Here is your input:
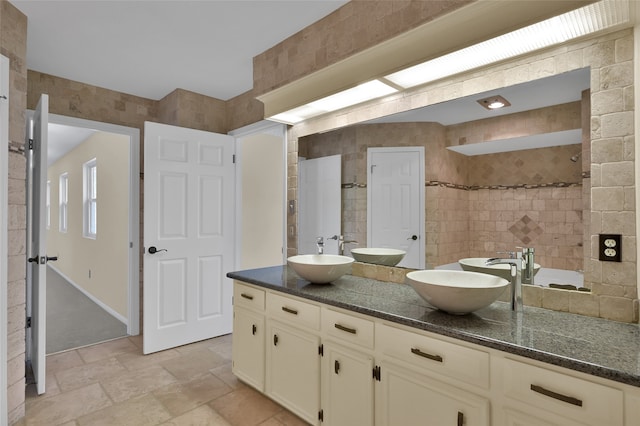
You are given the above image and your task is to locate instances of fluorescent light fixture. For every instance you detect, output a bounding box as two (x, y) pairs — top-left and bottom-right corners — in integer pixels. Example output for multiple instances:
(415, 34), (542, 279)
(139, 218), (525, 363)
(270, 80), (398, 124)
(385, 0), (629, 89)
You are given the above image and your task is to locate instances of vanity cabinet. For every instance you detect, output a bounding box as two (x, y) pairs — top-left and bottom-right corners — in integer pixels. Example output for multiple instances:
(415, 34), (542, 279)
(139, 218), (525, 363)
(375, 359), (490, 426)
(265, 292), (321, 425)
(231, 281), (640, 426)
(321, 342), (374, 426)
(231, 283), (265, 391)
(494, 357), (624, 426)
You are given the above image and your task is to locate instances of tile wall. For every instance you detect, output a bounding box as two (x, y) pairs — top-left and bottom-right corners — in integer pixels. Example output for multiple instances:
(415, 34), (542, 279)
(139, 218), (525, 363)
(2, 1), (28, 422)
(300, 118), (584, 271)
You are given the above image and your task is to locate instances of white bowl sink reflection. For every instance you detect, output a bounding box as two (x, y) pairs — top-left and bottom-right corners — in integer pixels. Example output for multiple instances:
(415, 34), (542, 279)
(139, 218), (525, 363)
(405, 270), (509, 314)
(287, 254), (354, 284)
(351, 248), (406, 266)
(458, 257), (541, 281)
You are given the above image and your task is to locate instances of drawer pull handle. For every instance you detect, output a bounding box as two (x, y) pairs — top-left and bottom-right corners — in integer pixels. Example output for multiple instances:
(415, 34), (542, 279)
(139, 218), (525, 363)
(530, 384), (583, 407)
(273, 334), (279, 346)
(240, 293), (254, 300)
(252, 324), (257, 335)
(410, 347), (443, 363)
(334, 323), (357, 334)
(457, 411), (464, 426)
(334, 360), (340, 375)
(281, 306), (298, 315)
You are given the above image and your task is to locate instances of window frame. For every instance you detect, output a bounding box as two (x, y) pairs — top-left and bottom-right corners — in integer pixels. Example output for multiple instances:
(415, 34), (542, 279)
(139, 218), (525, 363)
(58, 173), (68, 233)
(83, 158), (97, 239)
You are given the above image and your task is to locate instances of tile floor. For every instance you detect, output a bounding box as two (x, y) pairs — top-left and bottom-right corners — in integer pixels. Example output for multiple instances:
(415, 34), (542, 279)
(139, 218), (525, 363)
(18, 334), (308, 426)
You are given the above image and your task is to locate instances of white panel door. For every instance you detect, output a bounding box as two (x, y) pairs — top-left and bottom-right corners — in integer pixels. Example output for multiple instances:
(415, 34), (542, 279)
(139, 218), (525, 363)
(298, 155), (341, 255)
(143, 122), (235, 354)
(27, 95), (49, 394)
(368, 148), (424, 269)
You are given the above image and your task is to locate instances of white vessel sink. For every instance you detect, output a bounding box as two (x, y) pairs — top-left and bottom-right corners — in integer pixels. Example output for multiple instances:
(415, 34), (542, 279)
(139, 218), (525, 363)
(351, 248), (406, 266)
(287, 254), (354, 284)
(405, 270), (509, 314)
(458, 257), (541, 281)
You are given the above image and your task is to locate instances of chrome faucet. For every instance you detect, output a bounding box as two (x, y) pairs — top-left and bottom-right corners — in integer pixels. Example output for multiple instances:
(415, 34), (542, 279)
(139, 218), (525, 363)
(316, 237), (324, 255)
(485, 255), (522, 312)
(328, 235), (359, 255)
(521, 247), (535, 285)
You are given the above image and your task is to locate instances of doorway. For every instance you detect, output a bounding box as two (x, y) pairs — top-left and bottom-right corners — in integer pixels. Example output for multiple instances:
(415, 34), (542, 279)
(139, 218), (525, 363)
(27, 112), (140, 358)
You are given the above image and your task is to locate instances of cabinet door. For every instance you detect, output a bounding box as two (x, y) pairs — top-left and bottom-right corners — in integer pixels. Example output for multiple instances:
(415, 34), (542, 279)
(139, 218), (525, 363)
(376, 360), (490, 426)
(501, 407), (583, 426)
(231, 307), (265, 391)
(266, 320), (321, 425)
(322, 342), (374, 426)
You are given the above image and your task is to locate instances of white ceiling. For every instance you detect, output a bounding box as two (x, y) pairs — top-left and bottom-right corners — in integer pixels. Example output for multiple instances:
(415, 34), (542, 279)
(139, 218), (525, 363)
(13, 0), (348, 101)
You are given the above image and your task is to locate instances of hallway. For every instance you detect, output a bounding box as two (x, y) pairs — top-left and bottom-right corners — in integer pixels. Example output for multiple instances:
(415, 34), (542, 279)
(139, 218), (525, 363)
(20, 334), (306, 425)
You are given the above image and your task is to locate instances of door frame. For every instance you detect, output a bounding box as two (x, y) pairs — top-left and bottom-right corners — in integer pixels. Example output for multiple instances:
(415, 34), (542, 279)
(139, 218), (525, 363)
(366, 146), (425, 269)
(26, 112), (140, 336)
(1, 53), (9, 426)
(229, 120), (288, 269)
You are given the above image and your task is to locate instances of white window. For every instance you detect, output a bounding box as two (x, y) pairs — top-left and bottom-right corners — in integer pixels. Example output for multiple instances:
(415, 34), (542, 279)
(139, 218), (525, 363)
(59, 173), (68, 233)
(83, 159), (97, 239)
(46, 180), (51, 229)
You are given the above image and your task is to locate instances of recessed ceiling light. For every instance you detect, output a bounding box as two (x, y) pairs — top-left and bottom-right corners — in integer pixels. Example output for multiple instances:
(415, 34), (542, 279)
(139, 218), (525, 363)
(477, 95), (511, 110)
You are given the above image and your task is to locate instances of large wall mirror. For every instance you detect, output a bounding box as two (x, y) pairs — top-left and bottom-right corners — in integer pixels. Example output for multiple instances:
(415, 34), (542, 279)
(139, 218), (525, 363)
(298, 67), (590, 289)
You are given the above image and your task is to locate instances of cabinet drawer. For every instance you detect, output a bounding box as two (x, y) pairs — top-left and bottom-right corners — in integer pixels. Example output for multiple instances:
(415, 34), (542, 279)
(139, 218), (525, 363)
(234, 282), (265, 311)
(322, 308), (374, 349)
(376, 323), (489, 389)
(267, 292), (320, 330)
(501, 358), (623, 426)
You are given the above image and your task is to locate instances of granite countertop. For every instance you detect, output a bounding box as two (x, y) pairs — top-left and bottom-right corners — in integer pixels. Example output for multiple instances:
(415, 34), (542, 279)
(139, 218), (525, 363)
(227, 265), (640, 388)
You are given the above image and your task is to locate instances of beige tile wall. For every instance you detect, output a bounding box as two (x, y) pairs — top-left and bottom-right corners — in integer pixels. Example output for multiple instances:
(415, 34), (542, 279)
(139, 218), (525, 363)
(2, 1), (27, 422)
(300, 118), (583, 270)
(288, 29), (637, 322)
(252, 0), (473, 96)
(446, 101), (582, 147)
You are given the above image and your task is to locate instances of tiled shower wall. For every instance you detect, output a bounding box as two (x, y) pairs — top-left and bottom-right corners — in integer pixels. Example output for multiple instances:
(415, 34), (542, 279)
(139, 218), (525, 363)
(300, 119), (585, 271)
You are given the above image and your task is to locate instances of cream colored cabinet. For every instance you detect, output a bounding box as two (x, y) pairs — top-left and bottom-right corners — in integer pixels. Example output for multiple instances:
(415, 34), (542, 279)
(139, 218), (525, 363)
(231, 282), (266, 392)
(375, 359), (490, 426)
(321, 341), (374, 426)
(266, 320), (321, 425)
(495, 357), (624, 426)
(231, 307), (265, 391)
(265, 293), (322, 425)
(232, 282), (640, 426)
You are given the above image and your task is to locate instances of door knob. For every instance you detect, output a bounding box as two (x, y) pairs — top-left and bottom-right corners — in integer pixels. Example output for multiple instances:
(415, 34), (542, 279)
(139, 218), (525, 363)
(148, 246), (167, 254)
(408, 235), (418, 241)
(46, 256), (58, 262)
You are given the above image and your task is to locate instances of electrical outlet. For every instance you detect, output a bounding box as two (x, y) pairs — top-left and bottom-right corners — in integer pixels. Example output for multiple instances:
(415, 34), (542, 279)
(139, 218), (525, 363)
(599, 234), (621, 262)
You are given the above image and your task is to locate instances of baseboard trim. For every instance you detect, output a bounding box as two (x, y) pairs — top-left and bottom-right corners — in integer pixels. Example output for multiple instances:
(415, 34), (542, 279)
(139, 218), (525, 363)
(47, 264), (129, 327)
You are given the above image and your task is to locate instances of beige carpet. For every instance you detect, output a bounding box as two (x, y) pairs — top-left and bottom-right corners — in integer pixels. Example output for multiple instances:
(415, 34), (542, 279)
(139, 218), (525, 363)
(46, 266), (127, 354)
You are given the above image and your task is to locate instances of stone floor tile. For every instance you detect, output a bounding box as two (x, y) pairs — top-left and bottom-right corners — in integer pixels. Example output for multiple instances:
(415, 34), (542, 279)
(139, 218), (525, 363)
(100, 364), (178, 403)
(127, 334), (143, 349)
(77, 338), (138, 364)
(153, 372), (233, 417)
(116, 347), (181, 372)
(160, 405), (231, 426)
(55, 357), (127, 393)
(209, 387), (282, 426)
(46, 350), (84, 374)
(209, 364), (248, 391)
(24, 383), (112, 426)
(160, 348), (229, 382)
(76, 394), (171, 426)
(265, 410), (309, 426)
